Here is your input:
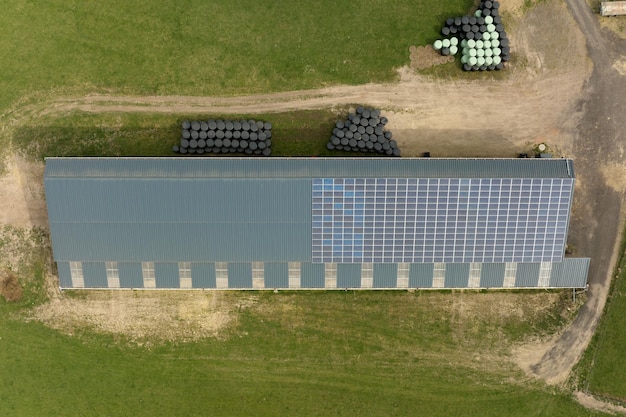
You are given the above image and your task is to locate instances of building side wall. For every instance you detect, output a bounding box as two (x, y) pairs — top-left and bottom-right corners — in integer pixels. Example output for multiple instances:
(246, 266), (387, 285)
(301, 263), (325, 288)
(57, 261), (73, 288)
(57, 259), (589, 290)
(82, 262), (108, 288)
(264, 262), (289, 289)
(373, 264), (398, 288)
(117, 262), (144, 288)
(515, 263), (541, 287)
(155, 262), (180, 289)
(191, 263), (216, 288)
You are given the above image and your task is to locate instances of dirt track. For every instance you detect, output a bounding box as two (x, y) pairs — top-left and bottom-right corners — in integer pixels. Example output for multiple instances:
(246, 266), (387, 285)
(1, 0), (625, 399)
(515, 0), (626, 387)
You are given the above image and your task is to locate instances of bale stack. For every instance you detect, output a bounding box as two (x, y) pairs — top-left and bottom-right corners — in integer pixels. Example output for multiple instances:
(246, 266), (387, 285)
(174, 119), (273, 156)
(432, 1), (509, 71)
(326, 107), (400, 156)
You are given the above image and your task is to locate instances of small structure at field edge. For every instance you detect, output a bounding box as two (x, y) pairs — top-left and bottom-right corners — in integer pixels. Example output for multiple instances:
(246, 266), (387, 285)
(601, 1), (626, 16)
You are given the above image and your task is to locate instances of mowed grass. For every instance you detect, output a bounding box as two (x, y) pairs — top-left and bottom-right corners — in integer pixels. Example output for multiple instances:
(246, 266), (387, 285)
(0, 0), (471, 112)
(575, 234), (626, 402)
(0, 290), (606, 417)
(13, 109), (402, 159)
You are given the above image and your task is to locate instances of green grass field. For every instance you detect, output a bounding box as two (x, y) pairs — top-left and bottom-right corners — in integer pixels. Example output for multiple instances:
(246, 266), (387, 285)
(0, 0), (471, 113)
(575, 232), (626, 403)
(0, 289), (606, 417)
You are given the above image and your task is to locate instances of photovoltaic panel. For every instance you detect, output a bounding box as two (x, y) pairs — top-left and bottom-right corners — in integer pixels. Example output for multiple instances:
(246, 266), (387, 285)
(312, 178), (573, 263)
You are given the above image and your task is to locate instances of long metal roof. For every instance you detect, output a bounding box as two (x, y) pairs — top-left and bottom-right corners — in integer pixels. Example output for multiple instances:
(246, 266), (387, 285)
(44, 157), (575, 179)
(45, 157), (576, 264)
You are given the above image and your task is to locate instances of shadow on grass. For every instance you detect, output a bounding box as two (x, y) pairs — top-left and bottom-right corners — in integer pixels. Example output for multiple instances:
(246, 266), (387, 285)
(12, 109), (395, 160)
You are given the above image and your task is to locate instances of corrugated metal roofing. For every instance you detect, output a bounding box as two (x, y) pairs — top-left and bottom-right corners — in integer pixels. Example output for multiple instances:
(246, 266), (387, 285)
(45, 157), (575, 179)
(373, 264), (398, 288)
(515, 263), (541, 287)
(444, 263), (470, 288)
(56, 262), (72, 288)
(264, 263), (289, 288)
(300, 263), (325, 288)
(47, 178), (312, 262)
(479, 263), (506, 288)
(83, 262), (107, 288)
(191, 263), (216, 288)
(228, 263), (252, 288)
(550, 258), (589, 287)
(409, 263), (434, 287)
(118, 263), (143, 288)
(337, 264), (362, 288)
(155, 263), (180, 288)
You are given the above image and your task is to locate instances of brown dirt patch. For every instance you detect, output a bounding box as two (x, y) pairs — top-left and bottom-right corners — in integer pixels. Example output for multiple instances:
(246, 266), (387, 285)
(575, 391), (626, 415)
(0, 154), (47, 228)
(29, 290), (258, 345)
(409, 45), (454, 70)
(601, 161), (626, 193)
(0, 268), (23, 302)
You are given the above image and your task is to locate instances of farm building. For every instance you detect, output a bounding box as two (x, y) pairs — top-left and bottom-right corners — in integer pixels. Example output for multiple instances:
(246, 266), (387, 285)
(44, 157), (589, 290)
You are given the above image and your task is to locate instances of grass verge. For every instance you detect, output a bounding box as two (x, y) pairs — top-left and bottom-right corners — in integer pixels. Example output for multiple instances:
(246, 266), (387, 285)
(574, 225), (626, 403)
(0, 289), (607, 417)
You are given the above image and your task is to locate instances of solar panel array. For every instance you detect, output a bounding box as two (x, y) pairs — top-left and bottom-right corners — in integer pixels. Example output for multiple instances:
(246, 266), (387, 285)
(312, 178), (573, 264)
